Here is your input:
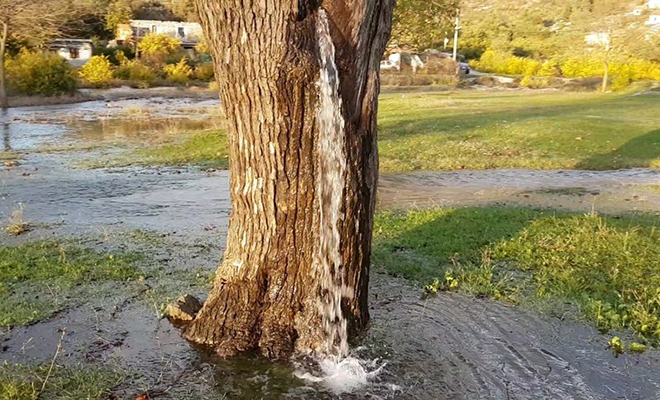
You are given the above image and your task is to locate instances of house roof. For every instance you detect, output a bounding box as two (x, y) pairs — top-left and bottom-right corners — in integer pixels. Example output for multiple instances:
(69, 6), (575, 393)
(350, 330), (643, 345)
(50, 39), (93, 46)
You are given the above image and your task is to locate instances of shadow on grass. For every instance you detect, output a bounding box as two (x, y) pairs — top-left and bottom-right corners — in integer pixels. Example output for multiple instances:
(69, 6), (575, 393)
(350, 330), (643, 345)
(576, 129), (660, 170)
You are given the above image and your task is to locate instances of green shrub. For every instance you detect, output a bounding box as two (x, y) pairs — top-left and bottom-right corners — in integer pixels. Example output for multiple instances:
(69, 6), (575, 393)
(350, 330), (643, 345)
(193, 61), (215, 81)
(164, 58), (192, 84)
(539, 59), (560, 77)
(5, 49), (77, 96)
(93, 45), (135, 65)
(80, 55), (114, 87)
(138, 33), (181, 62)
(114, 60), (157, 88)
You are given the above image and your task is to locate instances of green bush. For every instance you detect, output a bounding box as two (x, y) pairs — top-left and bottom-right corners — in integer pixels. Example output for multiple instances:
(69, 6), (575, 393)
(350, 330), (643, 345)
(93, 45), (135, 65)
(5, 49), (77, 96)
(138, 33), (181, 63)
(79, 55), (114, 87)
(474, 49), (660, 90)
(193, 61), (215, 82)
(164, 58), (192, 84)
(113, 60), (157, 88)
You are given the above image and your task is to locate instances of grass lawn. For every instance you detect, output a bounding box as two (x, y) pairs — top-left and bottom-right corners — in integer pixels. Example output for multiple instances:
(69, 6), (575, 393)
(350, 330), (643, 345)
(0, 363), (123, 400)
(372, 207), (660, 345)
(0, 242), (142, 326)
(120, 90), (660, 172)
(378, 90), (660, 172)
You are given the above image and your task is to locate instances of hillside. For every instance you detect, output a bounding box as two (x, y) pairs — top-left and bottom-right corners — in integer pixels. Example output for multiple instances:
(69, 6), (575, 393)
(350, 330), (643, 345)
(459, 0), (660, 61)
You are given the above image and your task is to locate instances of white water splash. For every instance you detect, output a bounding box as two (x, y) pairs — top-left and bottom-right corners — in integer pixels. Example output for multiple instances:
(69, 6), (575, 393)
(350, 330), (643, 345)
(297, 10), (389, 395)
(296, 355), (387, 395)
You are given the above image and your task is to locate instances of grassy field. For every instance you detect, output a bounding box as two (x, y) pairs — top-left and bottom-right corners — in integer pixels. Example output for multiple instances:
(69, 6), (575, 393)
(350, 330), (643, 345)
(373, 208), (660, 345)
(132, 129), (228, 169)
(0, 242), (142, 326)
(379, 90), (660, 172)
(122, 90), (660, 172)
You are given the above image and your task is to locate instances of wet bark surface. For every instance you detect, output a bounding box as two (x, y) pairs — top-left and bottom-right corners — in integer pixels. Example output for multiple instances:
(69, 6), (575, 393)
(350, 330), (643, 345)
(186, 0), (394, 358)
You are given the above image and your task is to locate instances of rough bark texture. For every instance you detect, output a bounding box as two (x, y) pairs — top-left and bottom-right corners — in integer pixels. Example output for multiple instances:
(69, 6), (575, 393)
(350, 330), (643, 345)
(184, 0), (393, 359)
(0, 23), (8, 109)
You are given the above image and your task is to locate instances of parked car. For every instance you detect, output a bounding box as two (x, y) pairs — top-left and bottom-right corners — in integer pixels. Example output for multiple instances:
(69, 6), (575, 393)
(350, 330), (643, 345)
(459, 62), (470, 75)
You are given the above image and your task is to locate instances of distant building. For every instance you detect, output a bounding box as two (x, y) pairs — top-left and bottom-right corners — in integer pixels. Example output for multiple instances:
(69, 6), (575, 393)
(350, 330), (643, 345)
(585, 32), (610, 46)
(628, 8), (643, 16)
(645, 14), (660, 25)
(648, 0), (660, 9)
(116, 20), (203, 49)
(50, 39), (93, 67)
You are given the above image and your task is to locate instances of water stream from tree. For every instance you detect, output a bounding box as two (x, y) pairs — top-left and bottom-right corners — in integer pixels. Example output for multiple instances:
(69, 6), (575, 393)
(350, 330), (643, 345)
(295, 10), (388, 395)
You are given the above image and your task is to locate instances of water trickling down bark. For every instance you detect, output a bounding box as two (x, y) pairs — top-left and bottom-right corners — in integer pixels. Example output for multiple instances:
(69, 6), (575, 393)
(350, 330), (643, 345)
(183, 0), (394, 359)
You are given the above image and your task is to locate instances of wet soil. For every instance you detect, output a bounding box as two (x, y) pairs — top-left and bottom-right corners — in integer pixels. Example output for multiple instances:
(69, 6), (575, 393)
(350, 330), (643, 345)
(379, 169), (660, 214)
(1, 97), (660, 399)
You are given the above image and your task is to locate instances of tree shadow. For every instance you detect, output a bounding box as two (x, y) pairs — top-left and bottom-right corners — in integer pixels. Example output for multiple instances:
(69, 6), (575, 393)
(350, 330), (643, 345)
(371, 207), (558, 284)
(576, 129), (660, 170)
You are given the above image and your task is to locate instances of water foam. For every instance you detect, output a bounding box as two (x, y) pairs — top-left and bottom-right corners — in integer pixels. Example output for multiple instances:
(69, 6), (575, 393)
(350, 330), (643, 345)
(296, 354), (387, 395)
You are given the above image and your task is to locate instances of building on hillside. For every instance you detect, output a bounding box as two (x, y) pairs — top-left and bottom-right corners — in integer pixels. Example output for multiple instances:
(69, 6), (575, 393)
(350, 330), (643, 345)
(628, 8), (644, 16)
(585, 32), (610, 47)
(116, 20), (203, 49)
(645, 14), (660, 25)
(648, 0), (660, 10)
(50, 39), (93, 67)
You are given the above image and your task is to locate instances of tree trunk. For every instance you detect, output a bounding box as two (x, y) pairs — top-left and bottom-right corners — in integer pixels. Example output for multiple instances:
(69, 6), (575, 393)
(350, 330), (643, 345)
(183, 1), (393, 359)
(601, 60), (609, 93)
(0, 23), (9, 109)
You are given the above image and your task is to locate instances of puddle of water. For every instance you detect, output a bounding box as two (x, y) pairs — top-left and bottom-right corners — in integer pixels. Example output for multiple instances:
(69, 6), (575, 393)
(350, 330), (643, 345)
(0, 96), (222, 153)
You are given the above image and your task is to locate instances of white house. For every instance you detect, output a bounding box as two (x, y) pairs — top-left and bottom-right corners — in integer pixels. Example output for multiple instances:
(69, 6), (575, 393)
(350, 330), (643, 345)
(628, 8), (643, 16)
(648, 0), (660, 9)
(50, 39), (93, 67)
(645, 14), (660, 25)
(116, 20), (203, 48)
(585, 32), (610, 46)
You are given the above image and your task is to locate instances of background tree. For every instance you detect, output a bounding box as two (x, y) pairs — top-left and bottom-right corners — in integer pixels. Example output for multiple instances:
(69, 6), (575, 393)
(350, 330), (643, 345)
(106, 0), (133, 34)
(181, 0), (394, 359)
(0, 0), (70, 108)
(390, 0), (460, 50)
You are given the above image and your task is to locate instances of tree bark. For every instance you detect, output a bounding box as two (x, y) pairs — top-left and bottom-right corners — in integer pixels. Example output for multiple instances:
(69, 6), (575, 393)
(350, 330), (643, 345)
(184, 0), (393, 359)
(601, 59), (609, 93)
(0, 22), (9, 109)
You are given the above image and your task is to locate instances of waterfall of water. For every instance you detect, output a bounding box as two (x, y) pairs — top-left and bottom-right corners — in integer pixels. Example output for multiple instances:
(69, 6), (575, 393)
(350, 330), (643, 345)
(295, 10), (390, 396)
(314, 8), (350, 358)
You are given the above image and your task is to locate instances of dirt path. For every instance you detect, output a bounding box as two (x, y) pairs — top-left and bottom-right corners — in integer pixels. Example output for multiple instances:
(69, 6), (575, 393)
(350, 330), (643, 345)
(379, 169), (660, 214)
(1, 98), (660, 399)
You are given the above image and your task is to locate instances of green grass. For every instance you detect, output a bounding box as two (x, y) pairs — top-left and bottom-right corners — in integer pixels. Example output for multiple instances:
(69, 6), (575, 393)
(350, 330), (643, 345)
(378, 91), (660, 172)
(120, 91), (660, 172)
(0, 242), (142, 326)
(128, 129), (228, 169)
(373, 207), (660, 343)
(0, 363), (123, 400)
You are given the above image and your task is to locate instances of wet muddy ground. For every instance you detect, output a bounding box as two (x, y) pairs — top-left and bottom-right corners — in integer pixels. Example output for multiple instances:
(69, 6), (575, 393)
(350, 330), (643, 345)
(1, 96), (660, 399)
